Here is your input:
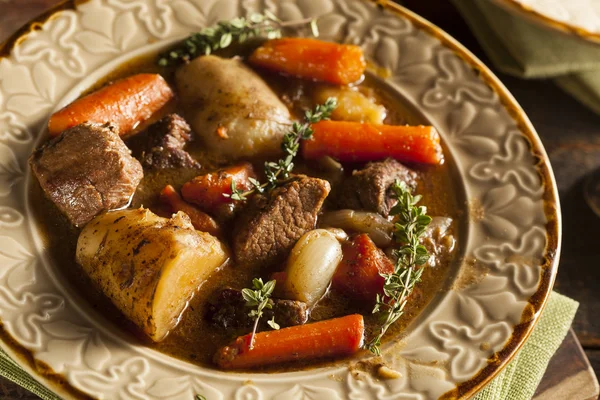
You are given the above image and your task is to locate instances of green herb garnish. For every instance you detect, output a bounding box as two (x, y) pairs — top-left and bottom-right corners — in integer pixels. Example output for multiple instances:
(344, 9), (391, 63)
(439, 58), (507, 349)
(158, 12), (318, 67)
(366, 181), (432, 356)
(226, 98), (337, 201)
(241, 278), (279, 350)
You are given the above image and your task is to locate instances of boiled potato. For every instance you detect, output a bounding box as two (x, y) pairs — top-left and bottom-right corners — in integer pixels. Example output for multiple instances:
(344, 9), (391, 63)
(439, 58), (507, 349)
(76, 208), (229, 342)
(313, 86), (386, 124)
(280, 229), (343, 307)
(176, 55), (292, 159)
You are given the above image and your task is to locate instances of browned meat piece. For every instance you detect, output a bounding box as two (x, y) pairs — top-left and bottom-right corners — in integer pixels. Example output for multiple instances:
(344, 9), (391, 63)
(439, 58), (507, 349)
(273, 298), (309, 326)
(233, 175), (331, 268)
(29, 123), (143, 227)
(205, 288), (308, 330)
(336, 158), (417, 217)
(422, 217), (455, 267)
(133, 113), (200, 170)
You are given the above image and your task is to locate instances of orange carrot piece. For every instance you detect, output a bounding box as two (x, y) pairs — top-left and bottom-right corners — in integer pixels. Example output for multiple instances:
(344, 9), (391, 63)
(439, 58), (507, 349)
(332, 234), (395, 304)
(160, 185), (221, 236)
(249, 38), (366, 85)
(181, 163), (256, 212)
(303, 120), (443, 165)
(271, 271), (287, 284)
(48, 74), (173, 137)
(271, 271), (288, 298)
(214, 314), (364, 369)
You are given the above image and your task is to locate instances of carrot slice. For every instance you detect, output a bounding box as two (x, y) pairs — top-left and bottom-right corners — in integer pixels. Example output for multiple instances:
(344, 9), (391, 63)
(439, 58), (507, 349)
(214, 314), (364, 369)
(160, 185), (221, 236)
(249, 38), (366, 85)
(271, 271), (287, 284)
(332, 234), (395, 304)
(303, 120), (443, 165)
(181, 163), (256, 212)
(48, 74), (173, 137)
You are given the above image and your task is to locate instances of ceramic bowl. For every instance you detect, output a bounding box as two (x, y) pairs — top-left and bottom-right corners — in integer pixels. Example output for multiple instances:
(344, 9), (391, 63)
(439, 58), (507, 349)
(0, 0), (560, 398)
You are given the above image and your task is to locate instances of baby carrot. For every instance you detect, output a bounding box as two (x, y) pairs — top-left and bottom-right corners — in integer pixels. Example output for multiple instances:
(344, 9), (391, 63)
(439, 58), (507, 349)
(181, 163), (256, 212)
(249, 38), (366, 85)
(160, 185), (221, 236)
(48, 74), (173, 137)
(215, 314), (364, 369)
(303, 120), (443, 165)
(332, 234), (395, 304)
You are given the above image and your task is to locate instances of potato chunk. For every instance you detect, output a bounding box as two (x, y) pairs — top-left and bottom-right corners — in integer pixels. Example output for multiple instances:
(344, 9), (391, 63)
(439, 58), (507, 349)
(313, 86), (386, 124)
(76, 208), (229, 342)
(175, 55), (292, 159)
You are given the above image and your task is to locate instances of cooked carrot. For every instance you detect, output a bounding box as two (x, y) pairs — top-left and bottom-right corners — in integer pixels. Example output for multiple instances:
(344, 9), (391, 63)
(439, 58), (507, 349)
(48, 74), (173, 137)
(271, 271), (287, 284)
(271, 271), (288, 298)
(214, 314), (364, 369)
(332, 234), (395, 304)
(249, 38), (366, 85)
(303, 120), (443, 165)
(181, 163), (256, 212)
(160, 185), (221, 236)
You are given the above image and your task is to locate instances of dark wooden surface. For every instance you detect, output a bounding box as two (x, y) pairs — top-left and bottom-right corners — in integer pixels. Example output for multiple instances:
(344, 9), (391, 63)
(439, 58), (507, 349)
(533, 329), (598, 400)
(0, 0), (599, 398)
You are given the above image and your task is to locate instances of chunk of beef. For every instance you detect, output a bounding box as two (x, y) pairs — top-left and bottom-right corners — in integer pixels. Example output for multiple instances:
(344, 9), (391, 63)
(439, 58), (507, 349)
(422, 217), (455, 268)
(133, 113), (200, 170)
(206, 288), (308, 330)
(336, 158), (417, 217)
(233, 175), (331, 268)
(29, 123), (143, 227)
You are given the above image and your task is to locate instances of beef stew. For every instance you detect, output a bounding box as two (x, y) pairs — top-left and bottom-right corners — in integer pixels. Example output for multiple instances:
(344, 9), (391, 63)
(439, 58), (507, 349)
(29, 35), (460, 372)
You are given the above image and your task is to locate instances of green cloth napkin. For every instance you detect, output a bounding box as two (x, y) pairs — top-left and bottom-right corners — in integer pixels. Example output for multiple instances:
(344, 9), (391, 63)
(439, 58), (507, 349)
(451, 0), (600, 115)
(0, 292), (578, 399)
(474, 291), (579, 400)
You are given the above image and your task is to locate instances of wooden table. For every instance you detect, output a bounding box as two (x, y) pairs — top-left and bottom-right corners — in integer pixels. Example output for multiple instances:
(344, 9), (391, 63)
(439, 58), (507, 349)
(0, 0), (598, 398)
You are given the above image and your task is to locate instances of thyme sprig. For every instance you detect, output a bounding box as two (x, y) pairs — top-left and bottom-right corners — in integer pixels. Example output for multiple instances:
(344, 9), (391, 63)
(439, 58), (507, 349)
(366, 181), (432, 356)
(226, 97), (338, 201)
(158, 12), (319, 66)
(241, 278), (280, 350)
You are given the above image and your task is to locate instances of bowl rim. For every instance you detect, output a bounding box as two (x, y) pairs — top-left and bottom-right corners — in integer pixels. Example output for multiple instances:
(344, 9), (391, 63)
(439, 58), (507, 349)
(0, 1), (562, 399)
(491, 0), (600, 46)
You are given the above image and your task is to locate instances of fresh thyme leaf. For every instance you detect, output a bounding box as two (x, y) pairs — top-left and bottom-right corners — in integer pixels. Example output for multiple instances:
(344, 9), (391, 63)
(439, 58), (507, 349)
(243, 278), (278, 349)
(262, 279), (276, 296)
(365, 180), (432, 356)
(226, 98), (337, 201)
(248, 177), (265, 193)
(220, 32), (233, 48)
(241, 288), (258, 305)
(195, 395), (207, 400)
(227, 180), (252, 201)
(310, 18), (320, 37)
(158, 13), (319, 66)
(267, 316), (280, 330)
